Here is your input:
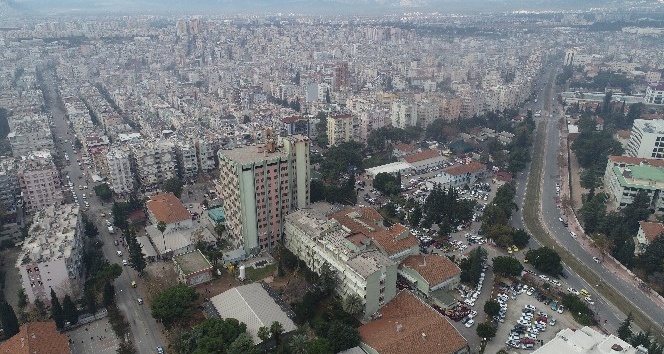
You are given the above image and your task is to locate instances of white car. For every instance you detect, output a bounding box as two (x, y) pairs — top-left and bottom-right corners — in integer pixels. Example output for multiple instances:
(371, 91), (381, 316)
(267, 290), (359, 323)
(122, 259), (128, 266)
(567, 288), (579, 295)
(539, 274), (550, 281)
(585, 297), (595, 305)
(593, 257), (601, 263)
(464, 319), (475, 328)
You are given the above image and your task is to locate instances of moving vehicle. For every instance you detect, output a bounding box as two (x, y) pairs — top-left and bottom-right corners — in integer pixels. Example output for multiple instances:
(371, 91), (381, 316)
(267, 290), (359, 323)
(131, 280), (137, 288)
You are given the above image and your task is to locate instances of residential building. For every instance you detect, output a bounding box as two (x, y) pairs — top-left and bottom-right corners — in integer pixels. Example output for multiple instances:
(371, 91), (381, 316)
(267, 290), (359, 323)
(626, 119), (664, 159)
(173, 250), (213, 286)
(17, 151), (63, 214)
(7, 114), (54, 158)
(216, 135), (310, 253)
(604, 156), (664, 213)
(176, 140), (199, 181)
(403, 150), (446, 173)
(0, 321), (71, 354)
(634, 221), (664, 255)
(426, 161), (488, 190)
(533, 326), (641, 354)
(145, 192), (193, 233)
(16, 204), (82, 303)
(106, 147), (133, 195)
(327, 112), (359, 146)
(131, 139), (177, 191)
(0, 156), (19, 216)
(644, 83), (664, 105)
(358, 109), (388, 143)
(195, 138), (217, 173)
(399, 254), (461, 308)
(209, 283), (297, 344)
(284, 207), (398, 317)
(391, 100), (418, 129)
(358, 290), (469, 354)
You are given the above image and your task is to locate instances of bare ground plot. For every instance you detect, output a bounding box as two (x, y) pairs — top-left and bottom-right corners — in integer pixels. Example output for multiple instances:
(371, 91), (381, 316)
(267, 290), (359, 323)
(67, 318), (119, 354)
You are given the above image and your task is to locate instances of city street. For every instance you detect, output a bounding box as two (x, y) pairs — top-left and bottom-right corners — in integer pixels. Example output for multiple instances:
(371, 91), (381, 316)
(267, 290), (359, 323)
(42, 70), (166, 354)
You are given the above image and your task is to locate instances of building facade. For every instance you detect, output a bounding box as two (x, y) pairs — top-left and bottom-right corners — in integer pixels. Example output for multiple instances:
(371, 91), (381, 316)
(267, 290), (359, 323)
(16, 204), (83, 303)
(195, 138), (217, 173)
(131, 140), (177, 191)
(106, 147), (134, 194)
(176, 140), (199, 181)
(17, 151), (63, 214)
(626, 119), (664, 159)
(603, 155), (664, 213)
(0, 157), (19, 216)
(644, 83), (664, 105)
(327, 113), (359, 146)
(216, 135), (310, 253)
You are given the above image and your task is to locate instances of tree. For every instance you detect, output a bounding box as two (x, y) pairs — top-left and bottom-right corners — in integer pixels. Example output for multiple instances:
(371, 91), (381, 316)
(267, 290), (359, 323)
(94, 184), (113, 201)
(151, 284), (198, 327)
(308, 338), (334, 354)
(525, 247), (563, 275)
(178, 318), (249, 354)
(289, 334), (311, 354)
(62, 295), (79, 325)
(17, 288), (27, 312)
(409, 205), (422, 228)
(342, 294), (364, 316)
(83, 288), (98, 314)
(476, 322), (497, 339)
(50, 289), (65, 329)
(128, 234), (147, 274)
(492, 256), (524, 277)
(511, 228), (530, 248)
(0, 301), (20, 337)
(103, 282), (116, 306)
(590, 233), (614, 260)
(484, 300), (501, 317)
(270, 321), (285, 346)
(617, 313), (633, 341)
(257, 326), (271, 343)
(318, 263), (337, 295)
(116, 340), (138, 354)
(94, 263), (123, 289)
(228, 332), (260, 354)
(162, 177), (183, 198)
(326, 321), (360, 353)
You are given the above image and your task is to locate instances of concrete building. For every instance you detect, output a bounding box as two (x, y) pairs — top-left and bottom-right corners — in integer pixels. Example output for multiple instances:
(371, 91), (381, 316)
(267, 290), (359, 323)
(17, 151), (63, 214)
(176, 140), (199, 181)
(626, 119), (664, 159)
(391, 100), (418, 129)
(604, 156), (664, 213)
(403, 150), (446, 173)
(425, 161), (488, 190)
(358, 110), (389, 143)
(644, 83), (664, 105)
(216, 135), (310, 254)
(0, 156), (19, 216)
(173, 250), (213, 286)
(145, 192), (193, 233)
(284, 207), (398, 317)
(358, 290), (468, 354)
(533, 326), (641, 354)
(195, 138), (217, 173)
(106, 147), (133, 195)
(399, 254), (461, 307)
(16, 204), (83, 303)
(131, 140), (177, 191)
(634, 221), (664, 255)
(7, 114), (54, 158)
(327, 112), (359, 146)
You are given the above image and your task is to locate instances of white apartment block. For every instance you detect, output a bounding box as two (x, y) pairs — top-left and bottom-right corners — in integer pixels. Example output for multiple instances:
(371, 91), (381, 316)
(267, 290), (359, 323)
(17, 151), (63, 214)
(358, 109), (389, 143)
(644, 83), (664, 105)
(176, 140), (199, 181)
(603, 155), (664, 214)
(391, 100), (418, 129)
(626, 119), (664, 159)
(416, 101), (441, 128)
(7, 114), (54, 158)
(0, 157), (19, 216)
(195, 138), (216, 173)
(284, 208), (397, 317)
(106, 147), (134, 194)
(16, 204), (83, 303)
(327, 113), (359, 146)
(131, 140), (177, 191)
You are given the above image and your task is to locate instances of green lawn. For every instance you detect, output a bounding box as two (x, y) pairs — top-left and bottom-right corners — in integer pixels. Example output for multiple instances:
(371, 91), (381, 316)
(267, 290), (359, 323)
(245, 264), (276, 281)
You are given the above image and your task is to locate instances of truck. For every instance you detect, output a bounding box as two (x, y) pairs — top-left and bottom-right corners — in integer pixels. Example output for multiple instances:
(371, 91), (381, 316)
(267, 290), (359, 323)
(108, 226), (114, 234)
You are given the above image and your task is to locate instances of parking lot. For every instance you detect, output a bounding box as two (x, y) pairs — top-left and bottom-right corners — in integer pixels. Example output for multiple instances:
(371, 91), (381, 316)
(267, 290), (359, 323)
(67, 318), (119, 354)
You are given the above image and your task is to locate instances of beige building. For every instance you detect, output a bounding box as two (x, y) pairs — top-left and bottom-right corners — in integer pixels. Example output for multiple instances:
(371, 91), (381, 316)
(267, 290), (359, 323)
(106, 147), (133, 194)
(176, 140), (199, 181)
(17, 151), (63, 214)
(195, 138), (216, 173)
(131, 139), (177, 191)
(16, 204), (83, 303)
(327, 112), (359, 146)
(7, 114), (54, 158)
(399, 254), (461, 306)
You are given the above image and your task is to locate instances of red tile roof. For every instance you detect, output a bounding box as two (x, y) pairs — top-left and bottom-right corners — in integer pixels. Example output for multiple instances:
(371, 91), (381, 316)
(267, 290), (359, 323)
(616, 130), (631, 139)
(442, 161), (486, 176)
(394, 143), (416, 153)
(403, 150), (441, 163)
(608, 156), (664, 168)
(0, 321), (71, 354)
(359, 291), (467, 354)
(401, 255), (461, 287)
(146, 192), (191, 224)
(639, 221), (664, 243)
(371, 223), (419, 257)
(281, 115), (305, 124)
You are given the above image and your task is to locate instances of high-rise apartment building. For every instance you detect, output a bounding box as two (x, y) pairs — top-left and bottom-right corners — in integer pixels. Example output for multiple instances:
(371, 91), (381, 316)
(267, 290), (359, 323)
(17, 204), (83, 303)
(17, 151), (63, 214)
(626, 119), (664, 159)
(333, 62), (349, 90)
(195, 138), (217, 173)
(391, 100), (418, 129)
(176, 140), (199, 181)
(7, 114), (54, 158)
(327, 113), (359, 146)
(106, 147), (134, 195)
(216, 135), (310, 254)
(0, 156), (19, 217)
(131, 140), (177, 191)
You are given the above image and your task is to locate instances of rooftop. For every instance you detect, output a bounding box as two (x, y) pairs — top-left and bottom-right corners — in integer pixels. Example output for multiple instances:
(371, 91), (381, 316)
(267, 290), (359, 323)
(613, 165), (664, 190)
(146, 192), (191, 224)
(442, 161), (486, 176)
(218, 142), (289, 165)
(359, 291), (467, 354)
(18, 204), (80, 265)
(638, 221), (664, 243)
(0, 321), (71, 354)
(634, 119), (664, 135)
(173, 249), (213, 275)
(401, 255), (461, 287)
(403, 149), (441, 163)
(608, 155), (664, 168)
(532, 327), (639, 354)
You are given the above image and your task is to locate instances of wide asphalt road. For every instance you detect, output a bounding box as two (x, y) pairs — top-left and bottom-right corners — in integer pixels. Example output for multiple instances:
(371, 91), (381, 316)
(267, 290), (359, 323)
(42, 70), (166, 354)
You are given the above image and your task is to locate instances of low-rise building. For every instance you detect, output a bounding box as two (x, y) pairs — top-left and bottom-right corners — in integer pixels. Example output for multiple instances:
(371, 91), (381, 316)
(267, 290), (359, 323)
(0, 321), (71, 354)
(426, 161), (487, 190)
(16, 204), (82, 303)
(399, 254), (461, 302)
(644, 82), (664, 105)
(173, 250), (213, 286)
(358, 290), (468, 354)
(603, 155), (664, 213)
(403, 150), (446, 172)
(17, 151), (63, 214)
(533, 326), (641, 354)
(145, 192), (193, 233)
(634, 221), (664, 255)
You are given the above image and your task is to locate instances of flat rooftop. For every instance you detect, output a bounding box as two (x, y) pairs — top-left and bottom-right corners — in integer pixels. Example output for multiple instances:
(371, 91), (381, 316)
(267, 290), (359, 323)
(219, 145), (289, 165)
(173, 250), (212, 275)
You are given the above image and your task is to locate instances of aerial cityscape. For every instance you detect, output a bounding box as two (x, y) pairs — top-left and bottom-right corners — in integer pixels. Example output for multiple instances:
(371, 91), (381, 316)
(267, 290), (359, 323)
(0, 0), (664, 353)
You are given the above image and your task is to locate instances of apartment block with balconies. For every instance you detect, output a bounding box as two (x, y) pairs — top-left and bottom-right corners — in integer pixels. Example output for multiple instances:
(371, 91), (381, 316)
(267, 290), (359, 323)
(17, 151), (63, 214)
(106, 147), (134, 195)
